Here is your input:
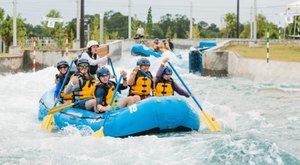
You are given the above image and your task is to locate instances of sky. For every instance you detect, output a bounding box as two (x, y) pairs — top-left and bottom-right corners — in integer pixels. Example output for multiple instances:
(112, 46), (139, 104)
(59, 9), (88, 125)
(0, 0), (298, 28)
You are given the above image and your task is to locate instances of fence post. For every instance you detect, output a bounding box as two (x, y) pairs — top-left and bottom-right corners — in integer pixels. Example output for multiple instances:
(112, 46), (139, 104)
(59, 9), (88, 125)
(33, 37), (36, 72)
(266, 27), (270, 63)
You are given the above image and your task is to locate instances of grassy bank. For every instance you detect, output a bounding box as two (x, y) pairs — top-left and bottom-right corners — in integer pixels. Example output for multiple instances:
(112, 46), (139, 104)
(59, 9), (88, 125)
(224, 44), (300, 63)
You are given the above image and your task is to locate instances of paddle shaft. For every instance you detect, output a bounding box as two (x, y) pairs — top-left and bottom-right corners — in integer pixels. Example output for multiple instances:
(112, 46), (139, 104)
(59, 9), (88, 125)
(109, 75), (123, 106)
(109, 58), (118, 82)
(167, 62), (203, 111)
(54, 60), (74, 107)
(139, 69), (153, 81)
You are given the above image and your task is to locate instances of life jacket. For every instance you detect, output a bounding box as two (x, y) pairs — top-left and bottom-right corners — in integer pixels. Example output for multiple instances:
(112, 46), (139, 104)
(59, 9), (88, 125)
(160, 43), (169, 52)
(93, 81), (117, 106)
(72, 74), (96, 100)
(56, 73), (74, 100)
(129, 70), (153, 96)
(154, 78), (174, 96)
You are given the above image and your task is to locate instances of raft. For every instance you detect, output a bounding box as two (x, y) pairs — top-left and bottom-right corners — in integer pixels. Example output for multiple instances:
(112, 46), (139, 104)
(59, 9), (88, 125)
(131, 44), (182, 59)
(38, 88), (200, 137)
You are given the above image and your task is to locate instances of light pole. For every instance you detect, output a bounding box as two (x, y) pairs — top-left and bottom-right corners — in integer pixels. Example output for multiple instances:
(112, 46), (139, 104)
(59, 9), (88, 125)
(237, 0), (240, 38)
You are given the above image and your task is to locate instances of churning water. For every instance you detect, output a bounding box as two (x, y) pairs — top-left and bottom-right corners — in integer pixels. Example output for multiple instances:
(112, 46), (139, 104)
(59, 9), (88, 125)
(0, 50), (299, 165)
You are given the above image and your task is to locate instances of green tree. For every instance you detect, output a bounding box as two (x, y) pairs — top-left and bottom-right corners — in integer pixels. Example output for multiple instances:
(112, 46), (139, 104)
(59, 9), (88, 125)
(90, 15), (100, 41)
(173, 14), (190, 38)
(0, 15), (27, 52)
(159, 13), (173, 38)
(165, 26), (173, 39)
(41, 9), (65, 49)
(240, 22), (250, 38)
(221, 13), (236, 38)
(146, 7), (153, 38)
(104, 11), (127, 39)
(257, 14), (268, 38)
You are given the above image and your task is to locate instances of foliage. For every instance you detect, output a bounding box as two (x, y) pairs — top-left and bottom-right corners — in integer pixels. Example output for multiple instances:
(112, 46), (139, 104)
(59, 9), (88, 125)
(0, 14), (27, 52)
(145, 7), (153, 38)
(41, 9), (65, 49)
(221, 13), (236, 38)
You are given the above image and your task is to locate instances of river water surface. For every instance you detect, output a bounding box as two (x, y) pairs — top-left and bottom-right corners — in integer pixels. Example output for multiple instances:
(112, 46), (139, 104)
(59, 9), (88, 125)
(0, 50), (299, 164)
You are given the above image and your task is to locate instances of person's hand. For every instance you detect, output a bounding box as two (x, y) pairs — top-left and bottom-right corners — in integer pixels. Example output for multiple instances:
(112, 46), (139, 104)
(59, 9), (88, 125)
(54, 98), (59, 103)
(72, 76), (79, 85)
(103, 105), (112, 111)
(189, 93), (194, 97)
(162, 57), (169, 65)
(106, 53), (112, 58)
(71, 56), (78, 60)
(132, 66), (139, 74)
(120, 70), (127, 77)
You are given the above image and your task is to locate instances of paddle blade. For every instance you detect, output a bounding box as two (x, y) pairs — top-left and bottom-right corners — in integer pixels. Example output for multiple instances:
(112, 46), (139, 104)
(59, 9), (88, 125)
(40, 114), (55, 132)
(93, 126), (104, 138)
(200, 111), (222, 132)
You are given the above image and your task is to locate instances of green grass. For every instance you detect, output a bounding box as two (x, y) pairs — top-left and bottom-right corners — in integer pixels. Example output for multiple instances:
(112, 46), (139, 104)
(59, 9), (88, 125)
(224, 44), (300, 62)
(0, 53), (11, 56)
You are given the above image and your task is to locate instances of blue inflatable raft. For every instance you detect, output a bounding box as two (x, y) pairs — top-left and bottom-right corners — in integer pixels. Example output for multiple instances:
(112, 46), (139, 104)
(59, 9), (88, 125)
(131, 44), (182, 59)
(38, 89), (200, 137)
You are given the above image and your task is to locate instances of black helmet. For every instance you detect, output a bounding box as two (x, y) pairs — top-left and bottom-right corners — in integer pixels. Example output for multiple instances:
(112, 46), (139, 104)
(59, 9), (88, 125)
(56, 60), (69, 69)
(163, 66), (172, 75)
(137, 58), (150, 66)
(77, 58), (89, 66)
(96, 67), (110, 78)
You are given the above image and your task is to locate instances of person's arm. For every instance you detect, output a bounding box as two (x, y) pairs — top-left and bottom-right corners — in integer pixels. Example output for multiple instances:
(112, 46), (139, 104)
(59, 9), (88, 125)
(173, 81), (190, 97)
(64, 76), (80, 94)
(155, 64), (165, 85)
(127, 66), (139, 86)
(81, 53), (108, 66)
(94, 87), (112, 112)
(54, 78), (62, 98)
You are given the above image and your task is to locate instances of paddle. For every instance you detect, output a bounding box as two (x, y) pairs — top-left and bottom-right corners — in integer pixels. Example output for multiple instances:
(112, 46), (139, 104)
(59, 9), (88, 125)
(139, 69), (153, 81)
(94, 74), (124, 138)
(109, 58), (118, 82)
(41, 60), (74, 131)
(40, 98), (91, 132)
(167, 62), (222, 132)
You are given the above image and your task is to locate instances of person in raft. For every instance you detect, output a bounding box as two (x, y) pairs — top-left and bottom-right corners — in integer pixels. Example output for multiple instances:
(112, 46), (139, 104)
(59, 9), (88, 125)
(64, 58), (96, 111)
(154, 57), (190, 97)
(127, 58), (154, 100)
(93, 67), (140, 113)
(79, 40), (111, 76)
(54, 60), (76, 104)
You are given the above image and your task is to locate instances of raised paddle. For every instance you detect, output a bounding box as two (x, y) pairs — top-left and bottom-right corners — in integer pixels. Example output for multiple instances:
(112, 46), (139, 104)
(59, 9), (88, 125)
(109, 58), (118, 82)
(41, 60), (74, 131)
(93, 74), (124, 138)
(167, 61), (222, 132)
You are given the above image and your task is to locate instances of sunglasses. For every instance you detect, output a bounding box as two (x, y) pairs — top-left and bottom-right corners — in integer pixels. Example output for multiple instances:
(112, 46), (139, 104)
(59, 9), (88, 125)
(78, 63), (89, 67)
(59, 66), (68, 69)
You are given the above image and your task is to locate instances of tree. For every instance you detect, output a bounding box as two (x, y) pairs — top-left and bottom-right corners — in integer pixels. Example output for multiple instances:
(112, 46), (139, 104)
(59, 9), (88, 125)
(146, 7), (153, 38)
(90, 14), (100, 41)
(165, 26), (173, 39)
(41, 9), (65, 49)
(173, 14), (190, 38)
(159, 14), (173, 38)
(0, 14), (27, 52)
(221, 13), (237, 38)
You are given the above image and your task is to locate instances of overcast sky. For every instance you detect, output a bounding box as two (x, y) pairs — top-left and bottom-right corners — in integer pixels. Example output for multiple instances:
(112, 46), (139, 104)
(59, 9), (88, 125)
(0, 0), (298, 27)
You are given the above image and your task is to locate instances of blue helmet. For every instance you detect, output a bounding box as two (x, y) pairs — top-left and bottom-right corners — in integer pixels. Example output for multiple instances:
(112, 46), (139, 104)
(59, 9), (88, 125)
(163, 66), (172, 75)
(137, 58), (150, 66)
(96, 67), (110, 78)
(76, 58), (89, 66)
(56, 60), (69, 69)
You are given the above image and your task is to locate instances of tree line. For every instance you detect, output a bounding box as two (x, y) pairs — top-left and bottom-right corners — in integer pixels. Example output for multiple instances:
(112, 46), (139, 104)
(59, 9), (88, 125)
(0, 7), (297, 52)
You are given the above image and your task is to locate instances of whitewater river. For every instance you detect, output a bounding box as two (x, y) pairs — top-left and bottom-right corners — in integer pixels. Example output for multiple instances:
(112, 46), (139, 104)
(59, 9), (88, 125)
(0, 50), (299, 165)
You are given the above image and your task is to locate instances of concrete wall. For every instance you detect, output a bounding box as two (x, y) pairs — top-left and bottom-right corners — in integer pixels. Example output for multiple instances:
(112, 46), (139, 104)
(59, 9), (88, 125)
(0, 40), (122, 73)
(228, 51), (300, 83)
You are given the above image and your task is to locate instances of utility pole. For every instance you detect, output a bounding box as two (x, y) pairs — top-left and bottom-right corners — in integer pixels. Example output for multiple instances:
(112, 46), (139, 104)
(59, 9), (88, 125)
(13, 0), (17, 47)
(250, 6), (253, 39)
(76, 0), (80, 40)
(99, 13), (104, 44)
(253, 0), (257, 40)
(80, 0), (85, 48)
(128, 0), (132, 39)
(237, 0), (240, 38)
(189, 1), (193, 39)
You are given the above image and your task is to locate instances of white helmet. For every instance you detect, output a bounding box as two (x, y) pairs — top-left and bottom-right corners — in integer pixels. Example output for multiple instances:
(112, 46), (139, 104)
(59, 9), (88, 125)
(87, 40), (99, 48)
